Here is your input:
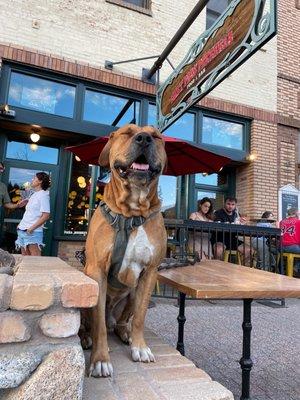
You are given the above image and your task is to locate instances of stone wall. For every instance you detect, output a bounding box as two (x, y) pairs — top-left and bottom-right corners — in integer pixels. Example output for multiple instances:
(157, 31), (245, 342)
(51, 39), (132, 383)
(0, 256), (98, 400)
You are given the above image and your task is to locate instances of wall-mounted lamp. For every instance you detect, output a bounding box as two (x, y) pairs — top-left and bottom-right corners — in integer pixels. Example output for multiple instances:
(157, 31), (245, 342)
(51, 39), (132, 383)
(246, 153), (257, 162)
(0, 104), (16, 118)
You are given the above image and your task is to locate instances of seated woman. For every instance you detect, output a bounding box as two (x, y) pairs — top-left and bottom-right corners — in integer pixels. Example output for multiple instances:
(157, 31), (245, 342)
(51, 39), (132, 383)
(251, 211), (277, 270)
(189, 197), (214, 260)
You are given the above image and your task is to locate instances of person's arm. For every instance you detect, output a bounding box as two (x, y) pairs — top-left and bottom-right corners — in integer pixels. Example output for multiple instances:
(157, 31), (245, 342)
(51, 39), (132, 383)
(27, 212), (50, 234)
(189, 212), (196, 220)
(4, 202), (18, 210)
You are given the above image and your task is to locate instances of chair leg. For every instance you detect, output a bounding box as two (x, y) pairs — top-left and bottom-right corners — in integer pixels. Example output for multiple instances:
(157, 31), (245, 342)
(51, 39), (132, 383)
(286, 254), (294, 277)
(156, 280), (161, 295)
(237, 251), (242, 265)
(224, 251), (229, 262)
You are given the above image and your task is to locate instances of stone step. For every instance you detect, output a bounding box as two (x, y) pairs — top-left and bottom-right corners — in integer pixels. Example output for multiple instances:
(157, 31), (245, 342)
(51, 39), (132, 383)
(83, 330), (233, 400)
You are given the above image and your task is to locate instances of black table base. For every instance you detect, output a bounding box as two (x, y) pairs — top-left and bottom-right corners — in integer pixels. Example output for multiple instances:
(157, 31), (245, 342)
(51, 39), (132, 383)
(176, 293), (254, 400)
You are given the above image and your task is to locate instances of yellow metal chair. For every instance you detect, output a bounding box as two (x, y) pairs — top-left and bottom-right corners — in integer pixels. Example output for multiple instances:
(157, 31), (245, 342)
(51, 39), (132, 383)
(279, 253), (300, 277)
(224, 250), (242, 265)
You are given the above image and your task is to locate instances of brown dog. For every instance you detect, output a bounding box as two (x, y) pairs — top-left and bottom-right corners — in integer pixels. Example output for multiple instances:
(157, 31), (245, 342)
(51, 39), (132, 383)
(84, 124), (167, 377)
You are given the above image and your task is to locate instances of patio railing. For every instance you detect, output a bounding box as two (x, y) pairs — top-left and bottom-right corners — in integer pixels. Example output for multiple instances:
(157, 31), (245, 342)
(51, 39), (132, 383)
(154, 219), (282, 299)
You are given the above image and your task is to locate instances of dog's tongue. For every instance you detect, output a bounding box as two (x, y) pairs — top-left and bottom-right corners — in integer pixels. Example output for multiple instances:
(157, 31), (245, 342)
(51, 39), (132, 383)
(131, 162), (149, 171)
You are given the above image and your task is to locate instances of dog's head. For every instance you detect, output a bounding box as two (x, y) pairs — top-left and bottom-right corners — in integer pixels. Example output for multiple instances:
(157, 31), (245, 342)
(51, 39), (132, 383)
(99, 124), (166, 186)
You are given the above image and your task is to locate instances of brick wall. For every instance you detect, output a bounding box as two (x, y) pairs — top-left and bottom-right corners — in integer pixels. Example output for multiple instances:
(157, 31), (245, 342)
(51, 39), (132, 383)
(236, 120), (278, 218)
(0, 0), (277, 111)
(58, 241), (85, 270)
(277, 0), (300, 190)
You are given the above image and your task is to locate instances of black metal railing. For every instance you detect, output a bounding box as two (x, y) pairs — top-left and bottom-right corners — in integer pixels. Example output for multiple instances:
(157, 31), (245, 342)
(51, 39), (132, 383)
(154, 219), (282, 299)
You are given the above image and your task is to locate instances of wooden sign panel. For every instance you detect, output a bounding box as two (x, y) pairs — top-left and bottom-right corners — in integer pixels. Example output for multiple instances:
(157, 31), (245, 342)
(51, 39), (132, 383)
(157, 0), (277, 131)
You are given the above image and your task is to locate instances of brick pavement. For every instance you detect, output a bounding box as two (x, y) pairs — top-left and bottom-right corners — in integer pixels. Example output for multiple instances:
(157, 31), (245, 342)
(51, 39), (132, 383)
(146, 298), (300, 400)
(83, 329), (234, 400)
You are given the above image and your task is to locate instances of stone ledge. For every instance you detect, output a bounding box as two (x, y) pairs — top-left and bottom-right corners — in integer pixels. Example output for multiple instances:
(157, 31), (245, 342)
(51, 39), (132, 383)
(8, 256), (98, 310)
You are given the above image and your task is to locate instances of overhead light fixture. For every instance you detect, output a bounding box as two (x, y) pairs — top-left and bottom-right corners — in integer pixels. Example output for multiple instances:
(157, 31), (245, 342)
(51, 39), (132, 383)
(75, 156), (81, 162)
(0, 104), (16, 118)
(30, 133), (40, 143)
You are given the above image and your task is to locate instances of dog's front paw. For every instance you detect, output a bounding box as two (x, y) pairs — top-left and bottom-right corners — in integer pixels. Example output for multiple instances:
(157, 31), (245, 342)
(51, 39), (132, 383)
(89, 361), (113, 377)
(131, 346), (155, 363)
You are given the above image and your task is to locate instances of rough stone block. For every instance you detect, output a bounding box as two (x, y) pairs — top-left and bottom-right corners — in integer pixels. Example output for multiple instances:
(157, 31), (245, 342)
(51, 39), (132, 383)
(10, 275), (54, 311)
(59, 274), (98, 308)
(0, 275), (13, 311)
(0, 312), (31, 343)
(39, 310), (80, 338)
(0, 351), (42, 389)
(3, 345), (85, 400)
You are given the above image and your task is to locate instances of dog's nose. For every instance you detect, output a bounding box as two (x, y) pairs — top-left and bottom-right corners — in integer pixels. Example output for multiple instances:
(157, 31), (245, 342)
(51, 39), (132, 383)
(134, 132), (153, 146)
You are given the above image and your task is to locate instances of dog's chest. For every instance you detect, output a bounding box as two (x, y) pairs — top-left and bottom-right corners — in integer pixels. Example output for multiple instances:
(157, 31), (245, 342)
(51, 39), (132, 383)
(118, 226), (154, 286)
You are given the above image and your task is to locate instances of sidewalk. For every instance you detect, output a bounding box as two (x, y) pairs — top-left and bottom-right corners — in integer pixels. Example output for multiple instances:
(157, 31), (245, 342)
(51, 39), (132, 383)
(146, 298), (300, 400)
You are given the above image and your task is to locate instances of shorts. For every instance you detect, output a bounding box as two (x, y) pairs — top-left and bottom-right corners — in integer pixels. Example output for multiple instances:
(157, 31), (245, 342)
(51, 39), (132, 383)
(15, 229), (45, 251)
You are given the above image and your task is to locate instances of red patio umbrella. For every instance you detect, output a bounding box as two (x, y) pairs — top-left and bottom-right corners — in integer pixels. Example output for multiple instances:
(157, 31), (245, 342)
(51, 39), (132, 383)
(66, 135), (231, 176)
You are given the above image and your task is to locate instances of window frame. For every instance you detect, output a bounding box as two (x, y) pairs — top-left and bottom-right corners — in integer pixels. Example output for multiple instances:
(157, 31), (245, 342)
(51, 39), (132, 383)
(82, 87), (142, 127)
(198, 110), (250, 158)
(206, 0), (232, 29)
(7, 70), (77, 119)
(105, 0), (152, 16)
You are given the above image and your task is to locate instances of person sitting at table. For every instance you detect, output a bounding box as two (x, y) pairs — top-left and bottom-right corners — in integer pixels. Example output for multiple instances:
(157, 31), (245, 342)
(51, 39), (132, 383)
(211, 196), (252, 266)
(189, 197), (214, 260)
(280, 208), (300, 272)
(251, 211), (277, 271)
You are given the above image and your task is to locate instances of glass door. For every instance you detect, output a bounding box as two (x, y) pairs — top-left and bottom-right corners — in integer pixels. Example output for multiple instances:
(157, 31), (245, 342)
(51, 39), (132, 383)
(0, 159), (58, 256)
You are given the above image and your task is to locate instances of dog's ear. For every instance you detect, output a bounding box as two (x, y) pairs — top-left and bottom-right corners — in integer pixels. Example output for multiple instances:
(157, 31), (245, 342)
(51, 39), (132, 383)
(98, 132), (115, 168)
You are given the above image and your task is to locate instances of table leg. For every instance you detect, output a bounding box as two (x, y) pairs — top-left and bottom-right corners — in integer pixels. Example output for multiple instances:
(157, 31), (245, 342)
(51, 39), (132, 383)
(239, 298), (253, 400)
(176, 292), (186, 356)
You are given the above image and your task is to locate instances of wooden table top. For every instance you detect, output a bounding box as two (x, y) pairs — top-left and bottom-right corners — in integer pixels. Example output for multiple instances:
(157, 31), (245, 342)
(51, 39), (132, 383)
(157, 260), (300, 299)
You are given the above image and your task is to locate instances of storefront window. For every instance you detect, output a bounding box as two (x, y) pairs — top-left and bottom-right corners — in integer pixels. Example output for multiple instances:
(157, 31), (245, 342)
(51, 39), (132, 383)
(83, 90), (140, 126)
(8, 72), (75, 117)
(197, 190), (224, 211)
(64, 156), (93, 235)
(195, 172), (227, 186)
(6, 141), (59, 165)
(206, 0), (232, 29)
(202, 116), (244, 150)
(159, 176), (178, 218)
(148, 103), (194, 140)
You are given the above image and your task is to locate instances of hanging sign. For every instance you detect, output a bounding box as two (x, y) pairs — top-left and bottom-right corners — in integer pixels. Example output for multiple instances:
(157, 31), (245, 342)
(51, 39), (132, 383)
(157, 0), (277, 131)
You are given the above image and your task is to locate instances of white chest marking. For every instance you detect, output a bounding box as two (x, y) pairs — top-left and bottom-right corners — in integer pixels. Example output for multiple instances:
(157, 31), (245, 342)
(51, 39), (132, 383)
(119, 226), (154, 280)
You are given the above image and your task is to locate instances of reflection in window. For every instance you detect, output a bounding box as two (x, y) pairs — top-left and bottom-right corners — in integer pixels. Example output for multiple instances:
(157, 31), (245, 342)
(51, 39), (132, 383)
(83, 90), (140, 126)
(8, 72), (75, 117)
(159, 176), (177, 218)
(64, 156), (93, 234)
(202, 116), (243, 150)
(6, 141), (59, 165)
(148, 103), (194, 141)
(206, 0), (232, 29)
(195, 172), (227, 186)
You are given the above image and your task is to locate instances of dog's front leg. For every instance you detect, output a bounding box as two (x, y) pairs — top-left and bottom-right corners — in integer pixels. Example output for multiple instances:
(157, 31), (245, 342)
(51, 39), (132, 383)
(89, 271), (113, 377)
(130, 267), (157, 363)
